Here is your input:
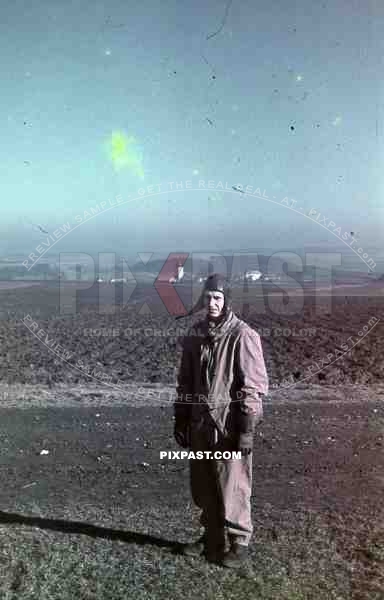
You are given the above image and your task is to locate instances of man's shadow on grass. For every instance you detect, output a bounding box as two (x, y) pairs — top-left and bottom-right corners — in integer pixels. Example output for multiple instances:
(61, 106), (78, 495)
(0, 510), (185, 554)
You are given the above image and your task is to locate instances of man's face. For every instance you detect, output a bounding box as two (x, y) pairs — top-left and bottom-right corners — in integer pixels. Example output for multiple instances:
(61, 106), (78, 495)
(203, 290), (225, 318)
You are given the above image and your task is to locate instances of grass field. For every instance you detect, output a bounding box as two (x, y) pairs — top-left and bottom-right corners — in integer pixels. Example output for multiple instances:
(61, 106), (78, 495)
(0, 389), (383, 599)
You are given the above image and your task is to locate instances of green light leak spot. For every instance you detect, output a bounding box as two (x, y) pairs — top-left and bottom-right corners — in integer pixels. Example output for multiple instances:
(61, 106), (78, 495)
(106, 131), (145, 179)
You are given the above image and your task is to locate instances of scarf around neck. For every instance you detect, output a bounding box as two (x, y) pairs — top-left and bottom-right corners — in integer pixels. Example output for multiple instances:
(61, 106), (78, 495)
(200, 310), (236, 391)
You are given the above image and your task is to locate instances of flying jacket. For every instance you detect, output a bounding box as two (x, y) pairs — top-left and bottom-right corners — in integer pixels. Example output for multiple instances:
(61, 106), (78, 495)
(175, 310), (269, 441)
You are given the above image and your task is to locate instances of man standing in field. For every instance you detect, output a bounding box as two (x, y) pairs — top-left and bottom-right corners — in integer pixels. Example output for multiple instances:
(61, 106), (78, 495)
(174, 273), (269, 568)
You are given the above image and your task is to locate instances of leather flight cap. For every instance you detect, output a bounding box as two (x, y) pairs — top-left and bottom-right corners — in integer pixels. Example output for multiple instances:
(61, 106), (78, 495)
(175, 273), (232, 320)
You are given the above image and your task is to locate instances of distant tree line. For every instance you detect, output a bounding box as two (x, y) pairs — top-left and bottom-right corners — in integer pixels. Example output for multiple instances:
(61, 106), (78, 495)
(0, 263), (58, 280)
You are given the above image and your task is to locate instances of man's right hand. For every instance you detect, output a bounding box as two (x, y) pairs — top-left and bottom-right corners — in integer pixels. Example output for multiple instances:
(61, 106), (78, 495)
(174, 421), (191, 449)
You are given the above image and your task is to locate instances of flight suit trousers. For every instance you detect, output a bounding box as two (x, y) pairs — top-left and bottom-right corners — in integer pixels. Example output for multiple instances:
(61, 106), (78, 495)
(189, 417), (254, 547)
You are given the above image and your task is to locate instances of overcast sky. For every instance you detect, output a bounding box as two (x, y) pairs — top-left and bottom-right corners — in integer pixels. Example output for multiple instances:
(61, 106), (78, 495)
(1, 0), (383, 266)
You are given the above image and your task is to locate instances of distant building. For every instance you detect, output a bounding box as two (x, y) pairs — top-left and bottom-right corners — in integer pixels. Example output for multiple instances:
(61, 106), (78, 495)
(169, 261), (185, 283)
(191, 273), (207, 284)
(175, 263), (184, 283)
(244, 270), (263, 281)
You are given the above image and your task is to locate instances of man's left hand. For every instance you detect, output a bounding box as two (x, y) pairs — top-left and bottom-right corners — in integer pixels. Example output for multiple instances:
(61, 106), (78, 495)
(228, 432), (253, 456)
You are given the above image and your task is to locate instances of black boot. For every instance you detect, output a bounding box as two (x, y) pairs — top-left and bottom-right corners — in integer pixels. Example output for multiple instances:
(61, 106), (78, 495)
(181, 533), (206, 557)
(205, 538), (226, 564)
(181, 531), (225, 562)
(204, 528), (227, 564)
(221, 543), (248, 568)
